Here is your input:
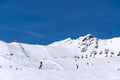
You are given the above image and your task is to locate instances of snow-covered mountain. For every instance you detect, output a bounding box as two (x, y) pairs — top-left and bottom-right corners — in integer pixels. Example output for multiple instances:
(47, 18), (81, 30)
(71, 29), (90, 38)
(50, 34), (120, 58)
(0, 34), (120, 80)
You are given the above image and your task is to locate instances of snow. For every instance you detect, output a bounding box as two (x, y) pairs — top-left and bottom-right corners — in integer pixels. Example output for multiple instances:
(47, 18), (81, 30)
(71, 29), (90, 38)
(0, 34), (120, 80)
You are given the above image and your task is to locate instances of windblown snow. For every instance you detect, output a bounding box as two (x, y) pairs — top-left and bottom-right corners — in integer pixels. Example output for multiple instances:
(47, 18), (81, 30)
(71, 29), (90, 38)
(0, 34), (120, 80)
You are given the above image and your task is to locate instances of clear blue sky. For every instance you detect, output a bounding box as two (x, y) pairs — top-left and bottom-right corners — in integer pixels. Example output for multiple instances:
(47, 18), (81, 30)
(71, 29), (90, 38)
(0, 0), (120, 45)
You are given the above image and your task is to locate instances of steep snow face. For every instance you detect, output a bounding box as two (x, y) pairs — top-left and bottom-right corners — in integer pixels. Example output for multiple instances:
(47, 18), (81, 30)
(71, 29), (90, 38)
(50, 34), (120, 58)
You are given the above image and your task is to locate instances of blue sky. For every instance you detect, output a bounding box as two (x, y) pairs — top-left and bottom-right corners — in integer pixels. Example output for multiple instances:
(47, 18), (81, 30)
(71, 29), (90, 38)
(0, 0), (120, 45)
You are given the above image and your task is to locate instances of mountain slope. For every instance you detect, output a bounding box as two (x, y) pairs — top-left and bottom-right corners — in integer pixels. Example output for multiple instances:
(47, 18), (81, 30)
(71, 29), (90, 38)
(0, 34), (120, 80)
(50, 34), (120, 58)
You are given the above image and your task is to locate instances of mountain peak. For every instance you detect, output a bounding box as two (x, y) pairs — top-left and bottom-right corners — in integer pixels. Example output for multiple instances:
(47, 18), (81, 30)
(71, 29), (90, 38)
(49, 34), (120, 58)
(84, 34), (94, 38)
(81, 34), (94, 42)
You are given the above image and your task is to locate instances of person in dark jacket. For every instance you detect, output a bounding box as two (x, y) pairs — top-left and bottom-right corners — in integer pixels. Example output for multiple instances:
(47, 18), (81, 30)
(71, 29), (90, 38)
(39, 62), (43, 69)
(76, 64), (79, 69)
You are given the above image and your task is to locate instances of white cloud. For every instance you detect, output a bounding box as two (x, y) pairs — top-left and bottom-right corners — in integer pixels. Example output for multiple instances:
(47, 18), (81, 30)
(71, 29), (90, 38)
(0, 26), (47, 38)
(25, 31), (47, 38)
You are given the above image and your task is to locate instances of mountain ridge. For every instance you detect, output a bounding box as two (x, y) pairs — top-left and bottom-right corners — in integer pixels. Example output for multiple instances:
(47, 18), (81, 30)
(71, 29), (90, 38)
(1, 34), (120, 59)
(0, 34), (120, 80)
(50, 34), (120, 58)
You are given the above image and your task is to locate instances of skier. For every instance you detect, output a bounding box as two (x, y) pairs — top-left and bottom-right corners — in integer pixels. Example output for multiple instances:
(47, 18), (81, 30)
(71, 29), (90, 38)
(76, 64), (79, 69)
(39, 62), (43, 69)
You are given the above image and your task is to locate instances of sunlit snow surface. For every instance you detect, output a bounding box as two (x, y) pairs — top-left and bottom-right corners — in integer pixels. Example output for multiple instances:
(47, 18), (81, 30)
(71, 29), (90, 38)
(0, 35), (120, 80)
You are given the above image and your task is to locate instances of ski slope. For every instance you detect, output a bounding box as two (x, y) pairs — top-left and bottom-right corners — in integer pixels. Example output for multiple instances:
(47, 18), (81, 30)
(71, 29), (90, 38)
(0, 34), (120, 80)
